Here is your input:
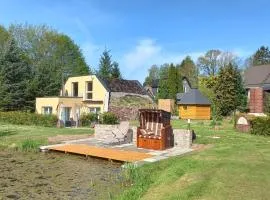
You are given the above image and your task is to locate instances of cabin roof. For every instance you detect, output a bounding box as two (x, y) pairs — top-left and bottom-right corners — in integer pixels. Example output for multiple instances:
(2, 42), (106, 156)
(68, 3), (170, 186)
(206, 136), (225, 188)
(176, 89), (211, 105)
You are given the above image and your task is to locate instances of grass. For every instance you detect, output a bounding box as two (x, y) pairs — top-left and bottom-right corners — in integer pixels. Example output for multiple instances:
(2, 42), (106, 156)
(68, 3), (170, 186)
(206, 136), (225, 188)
(0, 129), (17, 137)
(20, 138), (45, 152)
(0, 123), (94, 151)
(117, 119), (270, 200)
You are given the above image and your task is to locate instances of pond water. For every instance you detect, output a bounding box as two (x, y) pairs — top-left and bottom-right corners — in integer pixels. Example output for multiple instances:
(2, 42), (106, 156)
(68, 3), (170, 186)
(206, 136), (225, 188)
(0, 151), (124, 199)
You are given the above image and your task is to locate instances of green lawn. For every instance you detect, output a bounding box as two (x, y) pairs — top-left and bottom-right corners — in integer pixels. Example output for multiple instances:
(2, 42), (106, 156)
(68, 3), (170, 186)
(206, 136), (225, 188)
(1, 119), (270, 199)
(0, 123), (93, 150)
(117, 119), (270, 200)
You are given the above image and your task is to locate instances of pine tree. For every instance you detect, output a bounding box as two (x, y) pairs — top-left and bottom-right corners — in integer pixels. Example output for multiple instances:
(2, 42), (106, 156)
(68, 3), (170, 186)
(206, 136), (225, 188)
(251, 46), (270, 66)
(157, 63), (183, 100)
(214, 63), (245, 116)
(0, 25), (10, 55)
(236, 70), (247, 112)
(157, 64), (169, 99)
(98, 49), (113, 79)
(0, 39), (32, 111)
(111, 61), (121, 79)
(167, 64), (178, 99)
(178, 56), (198, 88)
(97, 49), (122, 80)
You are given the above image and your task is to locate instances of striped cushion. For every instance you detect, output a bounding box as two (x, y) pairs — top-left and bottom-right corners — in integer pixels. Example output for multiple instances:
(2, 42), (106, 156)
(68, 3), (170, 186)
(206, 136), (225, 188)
(139, 112), (163, 140)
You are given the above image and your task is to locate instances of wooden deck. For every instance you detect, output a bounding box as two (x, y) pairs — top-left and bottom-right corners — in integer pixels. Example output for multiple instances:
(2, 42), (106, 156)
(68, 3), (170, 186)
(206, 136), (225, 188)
(48, 144), (153, 162)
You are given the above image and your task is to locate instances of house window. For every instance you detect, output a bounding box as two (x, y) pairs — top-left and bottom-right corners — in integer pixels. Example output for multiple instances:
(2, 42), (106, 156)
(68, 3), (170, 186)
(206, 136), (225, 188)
(43, 106), (52, 115)
(86, 81), (93, 99)
(89, 107), (101, 114)
(183, 106), (188, 110)
(72, 82), (78, 97)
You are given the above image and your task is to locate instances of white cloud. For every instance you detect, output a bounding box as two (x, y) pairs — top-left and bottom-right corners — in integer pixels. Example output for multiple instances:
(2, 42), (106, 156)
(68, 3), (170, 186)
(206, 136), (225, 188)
(120, 38), (204, 82)
(122, 39), (162, 70)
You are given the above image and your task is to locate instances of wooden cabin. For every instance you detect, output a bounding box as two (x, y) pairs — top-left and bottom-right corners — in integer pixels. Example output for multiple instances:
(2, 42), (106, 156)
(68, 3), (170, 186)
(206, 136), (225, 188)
(177, 78), (211, 120)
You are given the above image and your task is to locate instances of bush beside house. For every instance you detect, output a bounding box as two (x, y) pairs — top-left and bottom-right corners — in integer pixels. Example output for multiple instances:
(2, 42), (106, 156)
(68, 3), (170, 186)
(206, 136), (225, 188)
(235, 113), (270, 136)
(0, 112), (58, 127)
(80, 112), (119, 126)
(0, 111), (119, 127)
(100, 112), (119, 124)
(80, 113), (98, 127)
(250, 117), (270, 136)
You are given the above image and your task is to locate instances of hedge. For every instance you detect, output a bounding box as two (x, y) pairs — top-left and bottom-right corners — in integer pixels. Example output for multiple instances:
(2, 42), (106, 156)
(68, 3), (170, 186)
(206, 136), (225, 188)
(100, 112), (119, 125)
(250, 117), (270, 136)
(80, 113), (98, 127)
(0, 111), (58, 127)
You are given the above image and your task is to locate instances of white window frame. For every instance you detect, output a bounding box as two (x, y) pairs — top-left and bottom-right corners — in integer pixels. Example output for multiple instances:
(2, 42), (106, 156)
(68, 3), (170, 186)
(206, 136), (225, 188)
(43, 106), (52, 115)
(86, 81), (93, 100)
(89, 107), (101, 114)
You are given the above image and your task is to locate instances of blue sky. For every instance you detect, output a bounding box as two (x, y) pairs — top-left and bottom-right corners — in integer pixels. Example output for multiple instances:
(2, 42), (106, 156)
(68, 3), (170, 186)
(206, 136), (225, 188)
(1, 0), (270, 82)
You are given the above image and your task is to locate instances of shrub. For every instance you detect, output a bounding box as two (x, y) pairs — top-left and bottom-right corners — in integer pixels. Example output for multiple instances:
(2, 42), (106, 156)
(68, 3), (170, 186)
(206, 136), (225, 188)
(0, 111), (58, 127)
(80, 113), (98, 126)
(20, 138), (45, 152)
(101, 112), (119, 125)
(250, 117), (270, 136)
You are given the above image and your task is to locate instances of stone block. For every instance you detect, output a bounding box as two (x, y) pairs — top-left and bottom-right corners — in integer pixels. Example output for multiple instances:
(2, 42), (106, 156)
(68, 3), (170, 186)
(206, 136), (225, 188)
(173, 129), (192, 148)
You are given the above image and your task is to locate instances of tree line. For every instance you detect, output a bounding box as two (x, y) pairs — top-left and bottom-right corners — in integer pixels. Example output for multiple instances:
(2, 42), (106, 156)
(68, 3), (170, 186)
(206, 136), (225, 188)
(0, 24), (122, 112)
(144, 46), (270, 117)
(144, 56), (198, 100)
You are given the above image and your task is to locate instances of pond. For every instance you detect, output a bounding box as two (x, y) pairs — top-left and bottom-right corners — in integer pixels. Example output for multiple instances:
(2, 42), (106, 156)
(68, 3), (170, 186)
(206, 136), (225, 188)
(0, 151), (124, 199)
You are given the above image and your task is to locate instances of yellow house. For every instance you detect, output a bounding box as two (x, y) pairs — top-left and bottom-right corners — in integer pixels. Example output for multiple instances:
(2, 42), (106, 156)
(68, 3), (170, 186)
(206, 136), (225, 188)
(36, 75), (109, 125)
(176, 77), (211, 120)
(177, 89), (211, 120)
(36, 75), (152, 126)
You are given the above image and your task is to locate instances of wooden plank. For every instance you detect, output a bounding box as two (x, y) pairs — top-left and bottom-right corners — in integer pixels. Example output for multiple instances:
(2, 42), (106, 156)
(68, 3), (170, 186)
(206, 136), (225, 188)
(49, 144), (152, 162)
